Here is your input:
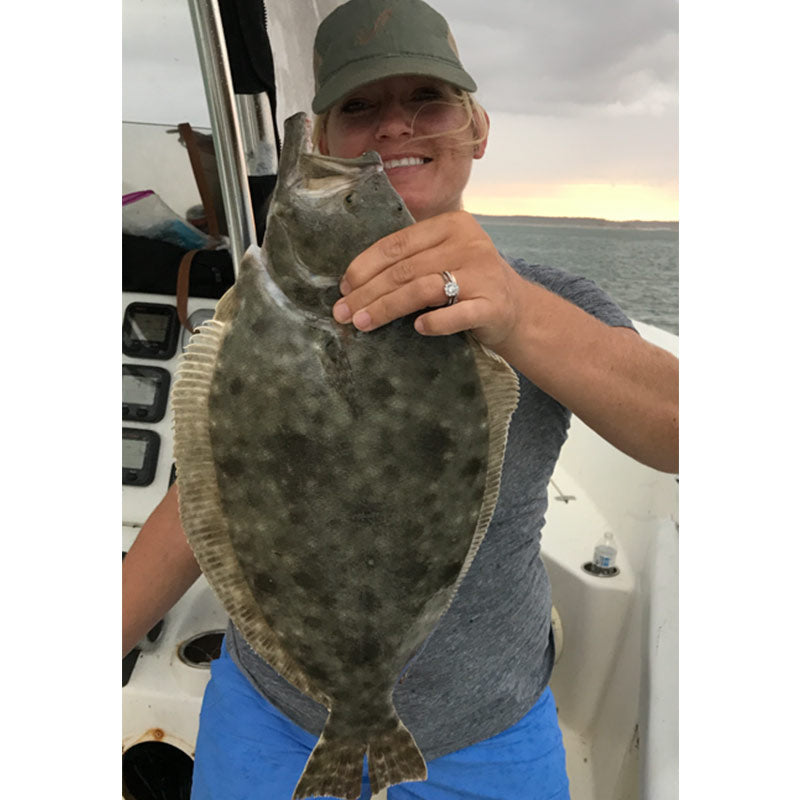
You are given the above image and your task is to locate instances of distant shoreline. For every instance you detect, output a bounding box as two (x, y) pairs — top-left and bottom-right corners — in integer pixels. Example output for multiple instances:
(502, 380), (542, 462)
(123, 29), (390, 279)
(472, 214), (678, 231)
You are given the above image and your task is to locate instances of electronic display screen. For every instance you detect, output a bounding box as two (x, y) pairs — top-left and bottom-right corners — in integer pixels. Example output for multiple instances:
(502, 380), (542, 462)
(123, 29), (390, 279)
(123, 303), (179, 361)
(123, 438), (148, 470)
(130, 311), (170, 344)
(122, 373), (157, 406)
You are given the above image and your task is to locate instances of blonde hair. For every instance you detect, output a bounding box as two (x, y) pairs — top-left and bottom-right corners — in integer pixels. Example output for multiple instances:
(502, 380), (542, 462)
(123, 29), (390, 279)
(311, 87), (489, 153)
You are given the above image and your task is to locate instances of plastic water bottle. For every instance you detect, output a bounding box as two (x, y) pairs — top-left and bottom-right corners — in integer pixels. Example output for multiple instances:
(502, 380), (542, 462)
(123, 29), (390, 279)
(593, 532), (617, 570)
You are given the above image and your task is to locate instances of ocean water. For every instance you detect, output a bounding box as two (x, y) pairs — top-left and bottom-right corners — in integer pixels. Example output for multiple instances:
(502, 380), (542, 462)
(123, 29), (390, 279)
(477, 219), (679, 335)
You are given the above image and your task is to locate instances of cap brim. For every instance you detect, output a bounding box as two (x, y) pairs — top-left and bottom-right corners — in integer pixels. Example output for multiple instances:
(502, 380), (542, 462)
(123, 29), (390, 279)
(312, 54), (477, 114)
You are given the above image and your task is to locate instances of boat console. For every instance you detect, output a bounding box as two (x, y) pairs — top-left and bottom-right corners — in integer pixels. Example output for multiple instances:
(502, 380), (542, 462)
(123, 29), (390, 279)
(122, 284), (230, 796)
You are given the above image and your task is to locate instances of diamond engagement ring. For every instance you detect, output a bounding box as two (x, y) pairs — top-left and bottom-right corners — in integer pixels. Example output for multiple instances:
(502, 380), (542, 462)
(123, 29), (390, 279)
(441, 271), (459, 305)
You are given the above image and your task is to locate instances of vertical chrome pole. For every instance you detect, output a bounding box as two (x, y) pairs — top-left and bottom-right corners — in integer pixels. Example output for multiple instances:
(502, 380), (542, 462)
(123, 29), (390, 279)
(186, 0), (257, 272)
(236, 93), (279, 177)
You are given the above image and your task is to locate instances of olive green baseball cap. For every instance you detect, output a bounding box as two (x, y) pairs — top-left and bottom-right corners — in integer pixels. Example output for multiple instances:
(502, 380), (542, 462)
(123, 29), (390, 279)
(312, 0), (477, 114)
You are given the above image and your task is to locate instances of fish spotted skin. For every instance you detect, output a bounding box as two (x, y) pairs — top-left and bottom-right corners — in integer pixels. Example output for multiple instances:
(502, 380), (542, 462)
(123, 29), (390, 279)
(172, 112), (519, 800)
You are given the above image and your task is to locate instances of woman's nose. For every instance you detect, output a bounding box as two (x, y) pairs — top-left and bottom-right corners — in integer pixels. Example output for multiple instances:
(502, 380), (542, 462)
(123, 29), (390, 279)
(375, 99), (414, 139)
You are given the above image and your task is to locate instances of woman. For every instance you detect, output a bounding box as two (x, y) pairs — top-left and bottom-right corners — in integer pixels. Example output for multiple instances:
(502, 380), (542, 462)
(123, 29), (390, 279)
(123, 1), (678, 798)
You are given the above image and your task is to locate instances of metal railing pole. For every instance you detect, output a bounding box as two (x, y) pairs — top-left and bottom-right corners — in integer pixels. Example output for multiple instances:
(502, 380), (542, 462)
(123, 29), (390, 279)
(186, 0), (257, 272)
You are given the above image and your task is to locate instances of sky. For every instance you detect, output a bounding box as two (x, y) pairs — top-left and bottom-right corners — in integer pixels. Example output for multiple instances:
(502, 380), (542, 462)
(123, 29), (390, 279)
(122, 0), (678, 222)
(434, 0), (678, 220)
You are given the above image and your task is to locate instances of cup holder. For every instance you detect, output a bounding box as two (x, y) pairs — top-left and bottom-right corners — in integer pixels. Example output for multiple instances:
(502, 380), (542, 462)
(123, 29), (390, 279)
(177, 630), (224, 668)
(122, 740), (193, 800)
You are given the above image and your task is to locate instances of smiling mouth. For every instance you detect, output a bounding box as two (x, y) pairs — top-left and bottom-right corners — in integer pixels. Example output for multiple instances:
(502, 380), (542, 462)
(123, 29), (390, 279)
(383, 156), (433, 170)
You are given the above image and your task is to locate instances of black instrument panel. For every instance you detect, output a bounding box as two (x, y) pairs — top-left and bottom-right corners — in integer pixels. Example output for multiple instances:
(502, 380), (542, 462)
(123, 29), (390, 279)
(122, 428), (161, 486)
(122, 364), (171, 423)
(122, 302), (179, 360)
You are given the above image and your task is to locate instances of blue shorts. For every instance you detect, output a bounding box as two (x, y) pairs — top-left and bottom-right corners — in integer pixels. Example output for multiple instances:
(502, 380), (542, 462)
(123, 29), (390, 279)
(191, 642), (570, 800)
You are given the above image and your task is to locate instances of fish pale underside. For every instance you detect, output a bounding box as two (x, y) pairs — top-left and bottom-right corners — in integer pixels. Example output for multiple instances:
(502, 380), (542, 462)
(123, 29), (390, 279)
(172, 112), (519, 800)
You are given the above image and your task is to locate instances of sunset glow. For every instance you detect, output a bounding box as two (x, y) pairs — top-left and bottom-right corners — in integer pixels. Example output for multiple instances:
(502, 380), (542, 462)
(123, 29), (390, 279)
(463, 182), (678, 222)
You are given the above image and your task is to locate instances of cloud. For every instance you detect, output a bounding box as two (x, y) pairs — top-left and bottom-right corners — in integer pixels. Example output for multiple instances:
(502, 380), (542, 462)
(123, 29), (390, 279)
(431, 0), (678, 217)
(474, 110), (676, 185)
(435, 0), (678, 117)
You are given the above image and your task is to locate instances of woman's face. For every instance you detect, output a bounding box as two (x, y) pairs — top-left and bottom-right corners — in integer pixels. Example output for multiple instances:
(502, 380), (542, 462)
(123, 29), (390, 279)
(318, 76), (487, 221)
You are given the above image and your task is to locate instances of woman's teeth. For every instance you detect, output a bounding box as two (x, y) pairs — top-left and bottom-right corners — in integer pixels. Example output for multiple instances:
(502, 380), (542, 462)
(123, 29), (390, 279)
(383, 157), (430, 169)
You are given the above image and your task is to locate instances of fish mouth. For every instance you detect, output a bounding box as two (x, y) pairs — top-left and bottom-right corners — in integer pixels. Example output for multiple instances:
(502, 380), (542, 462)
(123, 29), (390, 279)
(284, 113), (386, 188)
(292, 113), (384, 182)
(299, 152), (384, 192)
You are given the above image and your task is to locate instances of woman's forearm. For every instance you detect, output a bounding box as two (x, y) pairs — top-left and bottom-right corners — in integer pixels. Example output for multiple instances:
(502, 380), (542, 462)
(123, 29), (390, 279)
(122, 483), (202, 657)
(494, 277), (679, 473)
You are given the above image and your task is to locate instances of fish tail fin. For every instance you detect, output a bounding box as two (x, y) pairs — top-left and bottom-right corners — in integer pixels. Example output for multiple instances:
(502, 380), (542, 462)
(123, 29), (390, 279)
(292, 720), (366, 800)
(366, 716), (427, 795)
(292, 710), (426, 800)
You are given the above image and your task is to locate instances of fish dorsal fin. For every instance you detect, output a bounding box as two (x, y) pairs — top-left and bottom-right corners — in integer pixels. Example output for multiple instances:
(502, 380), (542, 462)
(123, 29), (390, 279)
(171, 288), (330, 708)
(450, 339), (520, 600)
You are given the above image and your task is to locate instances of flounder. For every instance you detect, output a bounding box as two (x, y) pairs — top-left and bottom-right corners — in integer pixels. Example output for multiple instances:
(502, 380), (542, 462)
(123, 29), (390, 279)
(172, 112), (519, 800)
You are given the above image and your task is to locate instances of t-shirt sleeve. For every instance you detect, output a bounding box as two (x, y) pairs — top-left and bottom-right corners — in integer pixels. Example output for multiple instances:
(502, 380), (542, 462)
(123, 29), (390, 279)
(506, 257), (636, 331)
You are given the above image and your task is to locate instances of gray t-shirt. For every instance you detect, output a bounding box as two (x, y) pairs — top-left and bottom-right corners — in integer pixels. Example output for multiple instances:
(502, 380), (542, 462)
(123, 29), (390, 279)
(226, 259), (634, 759)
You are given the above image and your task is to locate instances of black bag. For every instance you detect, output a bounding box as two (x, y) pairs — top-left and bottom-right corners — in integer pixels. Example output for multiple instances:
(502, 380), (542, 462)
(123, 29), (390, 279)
(122, 234), (235, 299)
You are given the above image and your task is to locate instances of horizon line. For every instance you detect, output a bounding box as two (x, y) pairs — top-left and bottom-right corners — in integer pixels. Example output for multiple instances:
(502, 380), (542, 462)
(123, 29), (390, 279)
(471, 212), (679, 225)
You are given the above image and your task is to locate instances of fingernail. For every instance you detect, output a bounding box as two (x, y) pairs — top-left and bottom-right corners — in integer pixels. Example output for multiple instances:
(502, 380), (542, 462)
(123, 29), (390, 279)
(340, 278), (352, 295)
(353, 310), (372, 330)
(333, 300), (351, 323)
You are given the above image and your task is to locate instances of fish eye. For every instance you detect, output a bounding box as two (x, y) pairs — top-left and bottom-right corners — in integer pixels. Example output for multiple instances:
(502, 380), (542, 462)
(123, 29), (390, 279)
(345, 193), (354, 204)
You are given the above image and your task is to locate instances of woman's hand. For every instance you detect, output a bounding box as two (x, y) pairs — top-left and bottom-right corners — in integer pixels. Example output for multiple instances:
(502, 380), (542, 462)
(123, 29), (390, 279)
(332, 211), (525, 348)
(332, 210), (678, 473)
